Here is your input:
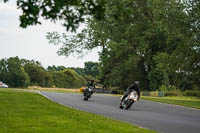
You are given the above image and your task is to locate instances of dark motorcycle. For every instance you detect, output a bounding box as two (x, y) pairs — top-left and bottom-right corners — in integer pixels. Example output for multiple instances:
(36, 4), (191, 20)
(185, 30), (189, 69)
(120, 90), (138, 109)
(83, 87), (94, 101)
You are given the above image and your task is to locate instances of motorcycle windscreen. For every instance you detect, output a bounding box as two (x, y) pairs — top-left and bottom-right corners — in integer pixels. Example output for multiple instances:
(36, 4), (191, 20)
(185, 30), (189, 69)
(128, 92), (138, 101)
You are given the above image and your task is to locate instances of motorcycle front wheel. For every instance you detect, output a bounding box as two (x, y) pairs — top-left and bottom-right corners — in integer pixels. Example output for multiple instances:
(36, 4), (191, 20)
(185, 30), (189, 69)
(125, 100), (134, 110)
(84, 97), (88, 101)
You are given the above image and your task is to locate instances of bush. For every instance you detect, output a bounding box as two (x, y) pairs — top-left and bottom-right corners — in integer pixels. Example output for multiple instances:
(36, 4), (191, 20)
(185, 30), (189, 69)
(159, 85), (177, 91)
(84, 75), (95, 82)
(167, 85), (177, 91)
(159, 85), (168, 91)
(164, 91), (182, 96)
(62, 69), (86, 88)
(197, 93), (200, 98)
(53, 69), (86, 88)
(182, 90), (200, 97)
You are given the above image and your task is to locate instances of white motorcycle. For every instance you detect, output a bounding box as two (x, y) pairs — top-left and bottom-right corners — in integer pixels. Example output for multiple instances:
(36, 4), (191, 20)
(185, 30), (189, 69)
(120, 91), (138, 109)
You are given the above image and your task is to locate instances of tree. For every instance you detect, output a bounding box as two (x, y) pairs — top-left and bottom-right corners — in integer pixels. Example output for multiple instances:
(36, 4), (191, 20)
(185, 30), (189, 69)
(52, 69), (86, 88)
(84, 61), (99, 78)
(47, 65), (57, 72)
(0, 57), (30, 88)
(148, 53), (171, 90)
(46, 0), (200, 91)
(69, 67), (85, 76)
(23, 59), (51, 87)
(46, 18), (107, 58)
(0, 59), (9, 84)
(2, 0), (106, 31)
(96, 0), (199, 91)
(47, 65), (66, 71)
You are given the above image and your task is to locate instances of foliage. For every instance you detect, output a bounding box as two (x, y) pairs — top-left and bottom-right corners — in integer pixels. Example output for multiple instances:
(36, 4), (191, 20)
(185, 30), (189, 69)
(84, 61), (99, 78)
(3, 0), (199, 91)
(47, 65), (66, 71)
(63, 69), (86, 87)
(0, 57), (30, 88)
(47, 62), (99, 78)
(0, 57), (88, 88)
(159, 85), (168, 92)
(84, 75), (94, 82)
(52, 69), (86, 88)
(164, 91), (182, 96)
(0, 59), (8, 84)
(159, 82), (177, 92)
(167, 85), (178, 91)
(69, 67), (85, 76)
(183, 90), (200, 97)
(46, 0), (200, 91)
(23, 59), (52, 87)
(148, 53), (171, 90)
(3, 0), (106, 32)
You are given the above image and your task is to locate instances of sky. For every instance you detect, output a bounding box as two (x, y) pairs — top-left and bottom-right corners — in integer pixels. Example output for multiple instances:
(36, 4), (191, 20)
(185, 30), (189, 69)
(0, 1), (99, 68)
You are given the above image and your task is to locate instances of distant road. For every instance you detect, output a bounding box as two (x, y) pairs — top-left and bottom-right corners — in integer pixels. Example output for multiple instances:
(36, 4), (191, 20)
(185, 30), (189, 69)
(40, 92), (200, 133)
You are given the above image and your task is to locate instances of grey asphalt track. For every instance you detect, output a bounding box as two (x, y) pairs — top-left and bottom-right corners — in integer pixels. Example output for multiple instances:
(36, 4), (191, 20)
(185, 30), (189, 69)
(39, 92), (200, 133)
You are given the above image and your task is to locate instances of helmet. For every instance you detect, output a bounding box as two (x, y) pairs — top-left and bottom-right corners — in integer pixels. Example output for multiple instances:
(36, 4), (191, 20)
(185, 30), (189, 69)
(134, 81), (139, 85)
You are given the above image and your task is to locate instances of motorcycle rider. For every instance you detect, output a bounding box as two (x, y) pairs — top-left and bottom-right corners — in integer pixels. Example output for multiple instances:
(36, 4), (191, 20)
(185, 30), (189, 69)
(87, 80), (95, 89)
(120, 81), (141, 107)
(85, 80), (95, 95)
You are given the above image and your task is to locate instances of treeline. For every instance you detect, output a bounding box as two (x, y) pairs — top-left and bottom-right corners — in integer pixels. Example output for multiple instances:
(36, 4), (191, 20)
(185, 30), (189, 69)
(0, 57), (99, 88)
(47, 0), (200, 91)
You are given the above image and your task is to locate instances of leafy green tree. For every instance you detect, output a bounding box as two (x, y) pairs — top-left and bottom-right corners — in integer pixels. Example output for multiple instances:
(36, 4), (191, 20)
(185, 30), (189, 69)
(0, 59), (8, 84)
(57, 66), (66, 71)
(97, 0), (199, 91)
(148, 53), (171, 90)
(23, 60), (51, 87)
(52, 71), (68, 88)
(5, 57), (30, 87)
(84, 61), (99, 78)
(2, 0), (106, 31)
(52, 69), (86, 88)
(46, 0), (200, 91)
(47, 65), (56, 72)
(63, 69), (86, 87)
(69, 67), (85, 76)
(47, 65), (66, 71)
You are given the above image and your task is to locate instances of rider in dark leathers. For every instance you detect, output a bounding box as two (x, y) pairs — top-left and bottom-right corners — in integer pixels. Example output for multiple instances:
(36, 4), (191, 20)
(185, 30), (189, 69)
(85, 80), (95, 95)
(120, 81), (141, 107)
(87, 80), (95, 89)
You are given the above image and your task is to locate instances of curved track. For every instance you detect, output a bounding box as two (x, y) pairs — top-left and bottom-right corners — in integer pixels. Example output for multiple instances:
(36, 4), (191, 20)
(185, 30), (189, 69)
(40, 92), (200, 133)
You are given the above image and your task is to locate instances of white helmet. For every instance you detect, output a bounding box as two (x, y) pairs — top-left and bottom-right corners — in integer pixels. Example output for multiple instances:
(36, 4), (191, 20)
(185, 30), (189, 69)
(135, 81), (139, 85)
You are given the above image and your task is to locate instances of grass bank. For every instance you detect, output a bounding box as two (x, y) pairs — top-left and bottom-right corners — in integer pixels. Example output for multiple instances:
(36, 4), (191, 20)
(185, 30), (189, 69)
(142, 96), (200, 109)
(0, 88), (156, 133)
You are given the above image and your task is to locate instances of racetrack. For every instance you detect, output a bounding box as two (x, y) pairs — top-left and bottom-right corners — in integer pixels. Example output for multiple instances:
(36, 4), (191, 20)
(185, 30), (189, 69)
(39, 92), (200, 133)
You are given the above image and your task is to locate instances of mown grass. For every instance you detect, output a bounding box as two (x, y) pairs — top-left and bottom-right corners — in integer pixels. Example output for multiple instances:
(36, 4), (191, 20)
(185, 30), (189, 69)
(0, 88), (156, 133)
(142, 96), (200, 109)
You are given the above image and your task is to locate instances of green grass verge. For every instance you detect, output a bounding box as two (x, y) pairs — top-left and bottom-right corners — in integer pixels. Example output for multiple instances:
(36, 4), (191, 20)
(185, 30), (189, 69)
(26, 87), (81, 93)
(142, 96), (200, 109)
(0, 88), (156, 133)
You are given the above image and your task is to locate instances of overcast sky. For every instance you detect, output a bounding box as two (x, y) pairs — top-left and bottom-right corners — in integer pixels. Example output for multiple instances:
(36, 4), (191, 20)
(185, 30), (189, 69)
(0, 1), (99, 68)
